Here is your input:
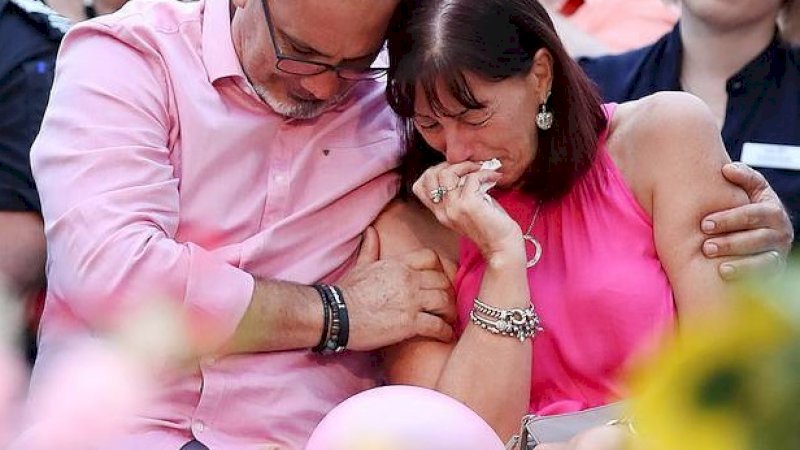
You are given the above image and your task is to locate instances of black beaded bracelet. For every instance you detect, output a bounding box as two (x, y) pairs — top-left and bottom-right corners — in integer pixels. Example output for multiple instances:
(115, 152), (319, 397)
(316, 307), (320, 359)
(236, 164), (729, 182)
(323, 286), (342, 354)
(329, 285), (349, 352)
(311, 284), (332, 353)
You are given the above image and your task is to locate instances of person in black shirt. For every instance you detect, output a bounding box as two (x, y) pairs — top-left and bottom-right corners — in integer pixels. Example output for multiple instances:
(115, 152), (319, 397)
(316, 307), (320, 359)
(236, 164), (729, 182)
(0, 0), (68, 295)
(580, 0), (799, 255)
(0, 0), (67, 361)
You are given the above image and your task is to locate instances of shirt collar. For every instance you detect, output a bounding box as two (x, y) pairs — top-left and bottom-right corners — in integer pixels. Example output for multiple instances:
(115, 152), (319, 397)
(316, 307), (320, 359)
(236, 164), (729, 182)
(727, 29), (787, 93)
(202, 0), (246, 83)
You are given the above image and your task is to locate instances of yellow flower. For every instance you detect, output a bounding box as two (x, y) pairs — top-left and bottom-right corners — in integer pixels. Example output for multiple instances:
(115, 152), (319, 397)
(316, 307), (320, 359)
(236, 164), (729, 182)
(627, 293), (795, 450)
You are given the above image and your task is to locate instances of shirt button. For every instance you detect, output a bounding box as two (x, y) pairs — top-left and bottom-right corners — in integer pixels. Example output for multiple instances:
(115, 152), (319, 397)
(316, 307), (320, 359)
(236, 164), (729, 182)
(274, 174), (286, 184)
(730, 80), (744, 91)
(192, 420), (206, 434)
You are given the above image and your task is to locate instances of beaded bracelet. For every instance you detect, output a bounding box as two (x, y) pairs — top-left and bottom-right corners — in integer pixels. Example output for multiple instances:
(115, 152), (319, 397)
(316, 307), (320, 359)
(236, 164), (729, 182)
(312, 284), (350, 354)
(312, 284), (333, 353)
(328, 285), (349, 352)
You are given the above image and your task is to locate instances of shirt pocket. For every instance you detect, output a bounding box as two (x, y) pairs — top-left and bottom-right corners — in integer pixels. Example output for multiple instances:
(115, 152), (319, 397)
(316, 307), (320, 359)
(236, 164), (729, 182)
(311, 133), (402, 188)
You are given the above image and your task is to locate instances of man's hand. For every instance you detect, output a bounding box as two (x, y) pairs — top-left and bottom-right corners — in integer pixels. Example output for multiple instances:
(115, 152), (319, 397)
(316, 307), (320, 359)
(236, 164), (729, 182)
(339, 227), (455, 351)
(700, 163), (793, 280)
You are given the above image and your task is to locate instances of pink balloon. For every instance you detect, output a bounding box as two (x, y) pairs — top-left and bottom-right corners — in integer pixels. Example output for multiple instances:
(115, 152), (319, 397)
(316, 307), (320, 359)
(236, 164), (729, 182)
(306, 385), (506, 450)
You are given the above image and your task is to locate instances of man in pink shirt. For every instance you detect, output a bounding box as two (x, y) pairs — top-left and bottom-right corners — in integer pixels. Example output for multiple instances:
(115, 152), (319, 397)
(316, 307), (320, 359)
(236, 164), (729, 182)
(29, 0), (454, 448)
(27, 0), (793, 449)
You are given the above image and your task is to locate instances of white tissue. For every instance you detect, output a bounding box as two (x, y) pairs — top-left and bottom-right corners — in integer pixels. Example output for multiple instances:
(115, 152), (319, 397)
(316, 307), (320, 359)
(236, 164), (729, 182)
(480, 158), (502, 171)
(478, 158), (502, 195)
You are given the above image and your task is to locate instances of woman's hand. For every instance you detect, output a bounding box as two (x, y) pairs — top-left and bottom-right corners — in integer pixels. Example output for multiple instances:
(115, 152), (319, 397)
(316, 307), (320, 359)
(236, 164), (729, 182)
(412, 161), (525, 264)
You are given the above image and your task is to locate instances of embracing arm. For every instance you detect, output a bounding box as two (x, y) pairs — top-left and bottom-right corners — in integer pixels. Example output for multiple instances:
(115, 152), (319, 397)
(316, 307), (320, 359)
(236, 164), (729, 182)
(621, 93), (750, 320)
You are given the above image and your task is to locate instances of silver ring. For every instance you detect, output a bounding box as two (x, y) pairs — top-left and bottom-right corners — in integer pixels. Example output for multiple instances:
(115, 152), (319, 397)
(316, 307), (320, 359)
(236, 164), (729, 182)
(429, 186), (447, 204)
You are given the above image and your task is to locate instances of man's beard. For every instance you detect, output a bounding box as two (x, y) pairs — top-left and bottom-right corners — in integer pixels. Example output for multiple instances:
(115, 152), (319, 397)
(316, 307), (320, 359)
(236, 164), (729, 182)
(253, 83), (352, 120)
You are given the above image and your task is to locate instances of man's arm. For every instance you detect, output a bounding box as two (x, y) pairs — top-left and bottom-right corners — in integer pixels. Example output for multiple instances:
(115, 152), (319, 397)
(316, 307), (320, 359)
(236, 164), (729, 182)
(34, 26), (453, 355)
(227, 228), (455, 354)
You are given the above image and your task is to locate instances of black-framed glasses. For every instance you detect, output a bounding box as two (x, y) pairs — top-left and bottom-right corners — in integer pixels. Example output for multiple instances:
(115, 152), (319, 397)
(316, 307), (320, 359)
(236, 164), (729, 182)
(260, 0), (388, 81)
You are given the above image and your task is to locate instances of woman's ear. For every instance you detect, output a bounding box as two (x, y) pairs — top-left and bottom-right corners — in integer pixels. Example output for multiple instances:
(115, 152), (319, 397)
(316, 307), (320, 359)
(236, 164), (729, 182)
(527, 48), (555, 102)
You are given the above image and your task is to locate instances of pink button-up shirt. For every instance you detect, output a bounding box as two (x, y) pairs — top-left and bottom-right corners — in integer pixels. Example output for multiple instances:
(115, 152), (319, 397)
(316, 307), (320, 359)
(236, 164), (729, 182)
(29, 0), (402, 448)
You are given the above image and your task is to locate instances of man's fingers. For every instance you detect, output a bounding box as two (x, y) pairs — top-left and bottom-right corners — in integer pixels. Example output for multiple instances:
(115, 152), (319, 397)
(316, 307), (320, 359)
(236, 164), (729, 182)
(418, 289), (456, 323)
(355, 226), (381, 265)
(402, 247), (443, 270)
(718, 251), (785, 281)
(417, 269), (452, 291)
(701, 202), (781, 235)
(414, 312), (454, 343)
(721, 162), (770, 200)
(702, 228), (782, 258)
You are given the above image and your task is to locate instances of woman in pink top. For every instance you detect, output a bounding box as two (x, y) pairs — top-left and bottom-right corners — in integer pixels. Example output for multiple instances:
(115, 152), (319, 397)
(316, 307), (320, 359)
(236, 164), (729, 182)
(371, 0), (749, 447)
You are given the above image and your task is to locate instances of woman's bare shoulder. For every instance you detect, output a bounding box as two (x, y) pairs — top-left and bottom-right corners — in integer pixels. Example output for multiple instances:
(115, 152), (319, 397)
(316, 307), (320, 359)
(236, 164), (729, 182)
(373, 199), (460, 270)
(606, 92), (728, 214)
(612, 91), (720, 161)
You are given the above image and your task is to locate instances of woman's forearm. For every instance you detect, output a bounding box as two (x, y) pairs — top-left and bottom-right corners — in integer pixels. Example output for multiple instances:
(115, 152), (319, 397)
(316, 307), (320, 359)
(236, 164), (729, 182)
(434, 255), (534, 441)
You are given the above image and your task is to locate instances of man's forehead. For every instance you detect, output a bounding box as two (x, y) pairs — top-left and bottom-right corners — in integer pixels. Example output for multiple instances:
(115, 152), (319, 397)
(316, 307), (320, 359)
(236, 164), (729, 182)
(270, 0), (398, 51)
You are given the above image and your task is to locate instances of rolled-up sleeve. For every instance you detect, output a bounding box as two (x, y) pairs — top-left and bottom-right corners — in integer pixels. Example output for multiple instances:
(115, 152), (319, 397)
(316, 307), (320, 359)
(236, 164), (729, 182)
(30, 24), (253, 347)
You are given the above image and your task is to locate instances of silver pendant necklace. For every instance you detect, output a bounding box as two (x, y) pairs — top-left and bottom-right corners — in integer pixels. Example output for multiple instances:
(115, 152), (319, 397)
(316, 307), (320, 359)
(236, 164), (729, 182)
(523, 201), (544, 269)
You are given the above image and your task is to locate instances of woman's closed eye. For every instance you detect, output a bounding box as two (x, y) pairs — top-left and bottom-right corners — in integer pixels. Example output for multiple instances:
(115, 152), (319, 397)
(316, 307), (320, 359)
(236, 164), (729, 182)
(460, 109), (493, 127)
(413, 116), (441, 130)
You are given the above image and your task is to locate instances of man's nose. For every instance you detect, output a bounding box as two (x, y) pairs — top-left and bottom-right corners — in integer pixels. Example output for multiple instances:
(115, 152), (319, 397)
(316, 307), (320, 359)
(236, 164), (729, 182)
(298, 70), (343, 101)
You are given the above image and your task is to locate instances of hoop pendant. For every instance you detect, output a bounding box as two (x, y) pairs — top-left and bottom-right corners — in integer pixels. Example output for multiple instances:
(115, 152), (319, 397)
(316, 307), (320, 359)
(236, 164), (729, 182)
(523, 234), (542, 268)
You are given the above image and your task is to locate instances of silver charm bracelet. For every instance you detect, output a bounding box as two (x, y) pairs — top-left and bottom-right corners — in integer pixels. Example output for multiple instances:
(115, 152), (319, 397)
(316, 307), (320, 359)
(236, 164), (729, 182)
(469, 298), (543, 342)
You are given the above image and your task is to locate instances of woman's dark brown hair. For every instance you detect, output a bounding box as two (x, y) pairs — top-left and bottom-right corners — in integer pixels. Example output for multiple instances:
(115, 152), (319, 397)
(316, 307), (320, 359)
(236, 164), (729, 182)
(386, 0), (606, 201)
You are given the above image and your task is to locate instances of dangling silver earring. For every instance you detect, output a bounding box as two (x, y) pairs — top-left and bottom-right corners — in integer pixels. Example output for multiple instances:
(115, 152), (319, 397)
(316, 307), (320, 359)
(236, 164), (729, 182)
(536, 91), (553, 131)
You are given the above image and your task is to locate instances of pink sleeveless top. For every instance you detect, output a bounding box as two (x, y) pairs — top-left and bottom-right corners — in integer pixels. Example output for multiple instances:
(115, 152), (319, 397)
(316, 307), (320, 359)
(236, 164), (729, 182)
(453, 104), (676, 415)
